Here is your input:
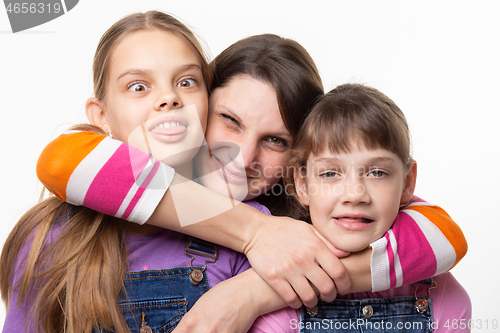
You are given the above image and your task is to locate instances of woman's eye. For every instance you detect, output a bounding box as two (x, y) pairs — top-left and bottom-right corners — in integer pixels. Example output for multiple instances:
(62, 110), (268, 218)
(221, 114), (238, 124)
(265, 137), (288, 150)
(369, 170), (386, 178)
(128, 83), (147, 92)
(178, 78), (196, 88)
(268, 137), (285, 145)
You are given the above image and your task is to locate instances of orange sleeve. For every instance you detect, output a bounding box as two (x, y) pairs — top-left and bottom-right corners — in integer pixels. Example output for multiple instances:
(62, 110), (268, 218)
(36, 131), (106, 201)
(406, 204), (468, 268)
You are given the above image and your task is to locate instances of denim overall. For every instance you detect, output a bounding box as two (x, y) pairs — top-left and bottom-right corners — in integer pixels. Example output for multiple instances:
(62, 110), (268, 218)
(97, 237), (217, 333)
(299, 279), (434, 333)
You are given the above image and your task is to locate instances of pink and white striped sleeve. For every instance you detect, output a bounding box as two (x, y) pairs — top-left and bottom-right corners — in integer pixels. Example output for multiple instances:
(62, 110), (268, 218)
(37, 131), (175, 224)
(370, 197), (467, 291)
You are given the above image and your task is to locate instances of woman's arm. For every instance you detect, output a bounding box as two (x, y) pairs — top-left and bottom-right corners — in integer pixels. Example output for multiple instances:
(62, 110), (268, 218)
(36, 130), (349, 308)
(37, 131), (467, 303)
(173, 268), (291, 333)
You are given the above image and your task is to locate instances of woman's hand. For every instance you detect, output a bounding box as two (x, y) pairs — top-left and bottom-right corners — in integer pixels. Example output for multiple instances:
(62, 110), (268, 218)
(243, 215), (351, 309)
(173, 269), (281, 333)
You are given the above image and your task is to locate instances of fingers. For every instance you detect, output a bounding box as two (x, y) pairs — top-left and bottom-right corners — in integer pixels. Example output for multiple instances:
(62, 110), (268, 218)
(316, 249), (351, 296)
(305, 266), (338, 303)
(271, 258), (338, 308)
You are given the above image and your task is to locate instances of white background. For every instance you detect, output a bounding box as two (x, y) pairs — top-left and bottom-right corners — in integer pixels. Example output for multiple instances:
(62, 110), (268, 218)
(1, 0), (499, 330)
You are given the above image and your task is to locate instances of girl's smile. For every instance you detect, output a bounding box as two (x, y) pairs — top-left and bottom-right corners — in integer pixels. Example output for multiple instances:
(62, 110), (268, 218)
(296, 144), (413, 252)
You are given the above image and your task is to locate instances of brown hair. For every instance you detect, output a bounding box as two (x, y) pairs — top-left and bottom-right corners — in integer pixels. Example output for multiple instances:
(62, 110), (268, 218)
(286, 83), (412, 220)
(0, 10), (210, 332)
(93, 11), (211, 102)
(210, 34), (324, 215)
(0, 197), (129, 333)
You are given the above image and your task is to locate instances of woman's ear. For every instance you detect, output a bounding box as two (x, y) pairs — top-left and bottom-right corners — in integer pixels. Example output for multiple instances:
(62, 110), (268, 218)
(294, 165), (310, 206)
(85, 97), (112, 135)
(401, 160), (417, 205)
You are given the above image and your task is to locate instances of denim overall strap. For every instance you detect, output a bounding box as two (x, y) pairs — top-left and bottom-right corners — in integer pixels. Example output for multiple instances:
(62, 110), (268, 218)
(184, 236), (218, 286)
(299, 296), (433, 333)
(115, 267), (209, 333)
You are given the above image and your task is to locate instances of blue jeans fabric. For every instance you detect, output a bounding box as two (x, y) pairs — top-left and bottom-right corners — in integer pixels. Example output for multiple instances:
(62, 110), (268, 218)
(95, 266), (209, 333)
(120, 267), (209, 332)
(299, 297), (433, 333)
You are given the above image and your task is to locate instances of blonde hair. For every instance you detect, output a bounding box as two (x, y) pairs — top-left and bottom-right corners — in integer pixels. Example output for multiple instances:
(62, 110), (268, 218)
(93, 10), (211, 101)
(0, 10), (211, 332)
(1, 197), (129, 332)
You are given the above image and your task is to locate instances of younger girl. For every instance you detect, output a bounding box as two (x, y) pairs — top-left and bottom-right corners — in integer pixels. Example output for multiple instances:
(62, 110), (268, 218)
(287, 83), (471, 332)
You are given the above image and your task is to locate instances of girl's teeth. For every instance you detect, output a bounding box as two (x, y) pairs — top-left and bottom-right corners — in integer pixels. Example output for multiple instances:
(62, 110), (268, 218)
(156, 122), (180, 129)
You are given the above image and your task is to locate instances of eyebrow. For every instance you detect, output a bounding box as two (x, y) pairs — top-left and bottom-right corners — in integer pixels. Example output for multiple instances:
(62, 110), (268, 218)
(175, 64), (202, 74)
(365, 157), (397, 165)
(311, 156), (397, 165)
(217, 105), (292, 139)
(116, 69), (153, 82)
(311, 157), (340, 165)
(116, 64), (203, 82)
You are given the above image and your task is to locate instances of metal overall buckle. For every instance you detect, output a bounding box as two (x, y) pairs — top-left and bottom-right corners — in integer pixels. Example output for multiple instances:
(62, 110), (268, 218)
(412, 279), (437, 313)
(184, 236), (218, 285)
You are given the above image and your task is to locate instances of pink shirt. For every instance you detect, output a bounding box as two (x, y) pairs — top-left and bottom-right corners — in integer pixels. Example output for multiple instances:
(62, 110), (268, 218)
(250, 272), (471, 333)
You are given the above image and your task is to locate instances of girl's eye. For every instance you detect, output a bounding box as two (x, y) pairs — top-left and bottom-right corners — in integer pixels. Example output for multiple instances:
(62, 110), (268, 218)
(128, 83), (147, 92)
(369, 170), (386, 178)
(178, 78), (196, 88)
(321, 171), (339, 178)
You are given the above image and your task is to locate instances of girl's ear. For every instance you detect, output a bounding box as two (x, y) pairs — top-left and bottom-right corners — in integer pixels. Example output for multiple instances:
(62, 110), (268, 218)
(85, 97), (112, 135)
(293, 166), (310, 206)
(401, 160), (417, 205)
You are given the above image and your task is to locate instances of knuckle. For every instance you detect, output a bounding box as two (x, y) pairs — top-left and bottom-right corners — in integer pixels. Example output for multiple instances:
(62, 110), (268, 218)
(319, 279), (336, 295)
(321, 288), (338, 303)
(283, 292), (299, 306)
(332, 262), (347, 279)
(265, 267), (281, 281)
(301, 290), (317, 305)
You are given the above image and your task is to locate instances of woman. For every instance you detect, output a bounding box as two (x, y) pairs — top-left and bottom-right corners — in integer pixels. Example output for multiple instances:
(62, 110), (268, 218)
(36, 33), (466, 332)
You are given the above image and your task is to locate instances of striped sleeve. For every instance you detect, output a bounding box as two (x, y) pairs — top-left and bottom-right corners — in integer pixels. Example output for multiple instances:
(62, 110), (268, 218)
(36, 131), (175, 224)
(370, 196), (467, 292)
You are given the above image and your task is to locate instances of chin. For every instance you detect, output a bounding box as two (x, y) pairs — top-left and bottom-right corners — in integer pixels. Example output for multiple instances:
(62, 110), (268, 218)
(334, 241), (370, 253)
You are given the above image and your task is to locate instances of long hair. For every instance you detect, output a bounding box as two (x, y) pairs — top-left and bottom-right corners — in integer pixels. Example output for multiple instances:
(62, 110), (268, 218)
(209, 34), (324, 216)
(1, 10), (211, 332)
(0, 186), (129, 332)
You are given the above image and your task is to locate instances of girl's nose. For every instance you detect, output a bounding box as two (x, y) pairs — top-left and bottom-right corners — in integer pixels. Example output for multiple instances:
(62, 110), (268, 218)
(339, 175), (370, 205)
(154, 87), (182, 111)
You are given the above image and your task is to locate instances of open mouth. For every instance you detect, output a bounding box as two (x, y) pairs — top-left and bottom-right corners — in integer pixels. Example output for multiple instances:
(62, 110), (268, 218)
(147, 115), (188, 143)
(334, 217), (374, 224)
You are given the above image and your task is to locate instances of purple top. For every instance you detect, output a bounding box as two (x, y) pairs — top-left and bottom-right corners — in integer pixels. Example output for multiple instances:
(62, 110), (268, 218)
(2, 201), (268, 332)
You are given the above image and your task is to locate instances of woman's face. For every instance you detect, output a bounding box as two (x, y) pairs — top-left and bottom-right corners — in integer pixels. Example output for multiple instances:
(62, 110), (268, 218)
(197, 75), (292, 201)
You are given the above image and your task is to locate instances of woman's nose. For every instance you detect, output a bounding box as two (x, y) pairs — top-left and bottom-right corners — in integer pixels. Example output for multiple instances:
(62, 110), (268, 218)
(239, 141), (259, 169)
